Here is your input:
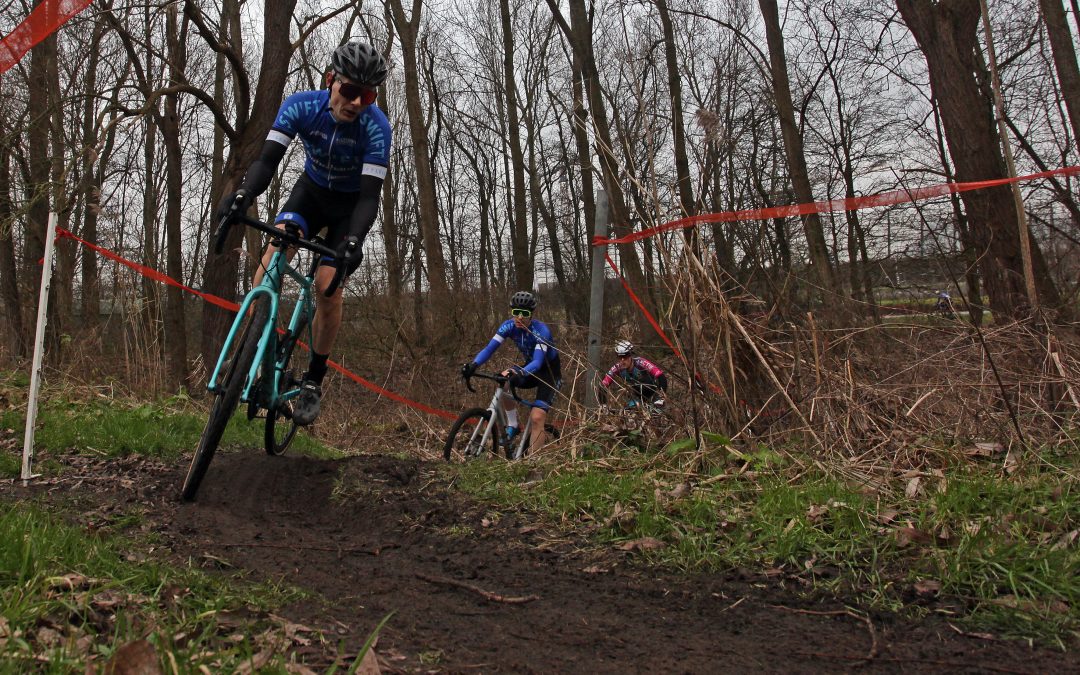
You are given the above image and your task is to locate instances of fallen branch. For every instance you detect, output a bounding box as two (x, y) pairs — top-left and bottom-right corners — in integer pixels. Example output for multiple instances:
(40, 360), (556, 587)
(769, 605), (877, 660)
(792, 652), (1035, 674)
(220, 542), (400, 556)
(415, 572), (540, 604)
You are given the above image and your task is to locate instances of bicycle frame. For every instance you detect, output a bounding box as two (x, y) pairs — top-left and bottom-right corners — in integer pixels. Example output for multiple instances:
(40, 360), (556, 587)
(207, 243), (316, 409)
(461, 381), (533, 460)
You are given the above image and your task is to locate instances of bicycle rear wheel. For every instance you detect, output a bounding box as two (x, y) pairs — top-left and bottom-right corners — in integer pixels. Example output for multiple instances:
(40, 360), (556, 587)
(264, 308), (307, 456)
(182, 296), (269, 501)
(444, 408), (500, 461)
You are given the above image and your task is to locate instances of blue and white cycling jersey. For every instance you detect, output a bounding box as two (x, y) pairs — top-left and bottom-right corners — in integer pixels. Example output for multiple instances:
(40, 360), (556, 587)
(268, 89), (391, 192)
(472, 319), (559, 375)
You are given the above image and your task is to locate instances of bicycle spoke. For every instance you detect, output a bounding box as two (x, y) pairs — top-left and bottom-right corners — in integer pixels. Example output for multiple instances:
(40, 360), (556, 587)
(444, 408), (499, 462)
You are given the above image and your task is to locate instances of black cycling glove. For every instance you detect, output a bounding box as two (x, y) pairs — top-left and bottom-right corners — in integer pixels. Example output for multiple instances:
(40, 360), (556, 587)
(461, 362), (478, 379)
(336, 236), (364, 275)
(216, 189), (251, 223)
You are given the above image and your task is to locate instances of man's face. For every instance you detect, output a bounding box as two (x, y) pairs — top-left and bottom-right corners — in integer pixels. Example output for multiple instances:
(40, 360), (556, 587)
(618, 355), (633, 368)
(327, 73), (375, 123)
(511, 308), (532, 328)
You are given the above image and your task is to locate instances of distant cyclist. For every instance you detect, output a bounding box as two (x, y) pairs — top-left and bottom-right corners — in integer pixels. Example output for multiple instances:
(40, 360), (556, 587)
(599, 340), (668, 409)
(936, 290), (954, 317)
(460, 291), (561, 453)
(216, 40), (391, 425)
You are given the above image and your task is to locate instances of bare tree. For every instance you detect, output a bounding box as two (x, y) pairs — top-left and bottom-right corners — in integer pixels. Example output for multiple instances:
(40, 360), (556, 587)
(500, 0), (533, 290)
(191, 0), (301, 364)
(545, 0), (654, 325)
(0, 129), (26, 357)
(758, 0), (838, 300)
(897, 0), (1063, 315)
(386, 0), (451, 323)
(1039, 0), (1080, 153)
(654, 0), (699, 254)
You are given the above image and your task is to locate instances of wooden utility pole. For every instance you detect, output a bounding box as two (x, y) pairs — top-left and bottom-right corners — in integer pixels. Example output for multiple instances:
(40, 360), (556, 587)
(585, 189), (609, 408)
(979, 0), (1039, 309)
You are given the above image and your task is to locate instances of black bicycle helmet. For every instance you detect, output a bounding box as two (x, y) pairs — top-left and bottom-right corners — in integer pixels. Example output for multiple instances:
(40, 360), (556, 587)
(510, 290), (537, 310)
(331, 40), (388, 87)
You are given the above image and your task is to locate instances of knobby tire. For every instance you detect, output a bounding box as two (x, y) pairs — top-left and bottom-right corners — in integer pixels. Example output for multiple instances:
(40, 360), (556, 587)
(181, 297), (269, 501)
(444, 408), (499, 461)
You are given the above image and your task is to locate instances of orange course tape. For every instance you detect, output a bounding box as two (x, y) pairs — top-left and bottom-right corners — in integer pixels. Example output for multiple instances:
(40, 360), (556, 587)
(0, 0), (94, 76)
(593, 165), (1080, 246)
(55, 227), (457, 420)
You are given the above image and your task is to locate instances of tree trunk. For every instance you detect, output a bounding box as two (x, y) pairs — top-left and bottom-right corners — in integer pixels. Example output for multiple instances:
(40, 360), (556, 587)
(208, 0), (238, 259)
(0, 142), (26, 357)
(380, 2), (403, 300)
(141, 4), (162, 342)
(200, 0), (299, 366)
(932, 96), (985, 326)
(758, 0), (837, 299)
(161, 4), (189, 390)
(79, 13), (110, 328)
(500, 0), (533, 290)
(897, 0), (1062, 315)
(546, 0), (654, 327)
(23, 6), (53, 350)
(387, 0), (450, 317)
(47, 25), (73, 344)
(1040, 0), (1080, 153)
(655, 0), (699, 253)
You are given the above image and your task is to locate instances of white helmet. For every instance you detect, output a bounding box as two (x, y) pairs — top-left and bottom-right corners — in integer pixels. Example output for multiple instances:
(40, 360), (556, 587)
(615, 339), (634, 356)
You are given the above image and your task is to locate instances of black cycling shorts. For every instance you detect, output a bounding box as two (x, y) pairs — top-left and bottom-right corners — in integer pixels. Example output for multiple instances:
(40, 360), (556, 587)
(510, 359), (562, 411)
(276, 174), (366, 275)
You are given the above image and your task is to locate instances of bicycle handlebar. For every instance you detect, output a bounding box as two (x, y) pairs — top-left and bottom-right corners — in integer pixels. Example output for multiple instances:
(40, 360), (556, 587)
(462, 371), (508, 394)
(213, 212), (348, 297)
(462, 370), (530, 404)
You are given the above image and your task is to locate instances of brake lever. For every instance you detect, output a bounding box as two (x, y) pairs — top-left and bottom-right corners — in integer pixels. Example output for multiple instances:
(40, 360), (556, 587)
(213, 214), (233, 255)
(324, 237), (357, 297)
(464, 375), (475, 393)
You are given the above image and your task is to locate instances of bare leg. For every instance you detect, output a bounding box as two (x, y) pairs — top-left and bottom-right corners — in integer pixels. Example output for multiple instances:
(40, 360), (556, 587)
(528, 407), (547, 451)
(311, 264), (344, 355)
(291, 263), (343, 426)
(252, 224), (298, 289)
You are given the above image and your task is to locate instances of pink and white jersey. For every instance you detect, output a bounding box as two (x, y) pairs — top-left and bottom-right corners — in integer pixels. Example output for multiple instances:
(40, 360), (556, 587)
(602, 356), (664, 387)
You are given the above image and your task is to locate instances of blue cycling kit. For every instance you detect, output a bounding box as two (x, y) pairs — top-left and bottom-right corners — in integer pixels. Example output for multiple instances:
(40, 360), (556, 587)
(269, 90), (392, 192)
(472, 319), (559, 375)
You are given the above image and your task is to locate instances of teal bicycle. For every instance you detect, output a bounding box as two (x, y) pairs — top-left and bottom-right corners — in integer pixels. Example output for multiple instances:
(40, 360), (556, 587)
(180, 211), (355, 501)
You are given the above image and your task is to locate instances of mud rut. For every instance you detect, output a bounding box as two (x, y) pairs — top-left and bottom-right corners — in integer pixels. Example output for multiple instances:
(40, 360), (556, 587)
(7, 450), (1078, 673)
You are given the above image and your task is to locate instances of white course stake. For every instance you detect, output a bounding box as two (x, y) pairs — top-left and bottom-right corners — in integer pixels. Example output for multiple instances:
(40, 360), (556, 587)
(22, 211), (59, 484)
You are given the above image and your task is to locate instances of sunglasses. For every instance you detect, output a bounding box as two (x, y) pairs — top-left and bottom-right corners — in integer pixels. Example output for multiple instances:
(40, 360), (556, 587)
(337, 80), (377, 105)
(510, 308), (532, 318)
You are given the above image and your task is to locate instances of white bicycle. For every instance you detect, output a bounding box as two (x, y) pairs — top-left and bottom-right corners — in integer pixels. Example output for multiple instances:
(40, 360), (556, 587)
(443, 371), (540, 461)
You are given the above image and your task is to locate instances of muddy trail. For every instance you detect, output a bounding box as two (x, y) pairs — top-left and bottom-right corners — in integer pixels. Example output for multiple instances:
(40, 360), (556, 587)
(6, 450), (1078, 673)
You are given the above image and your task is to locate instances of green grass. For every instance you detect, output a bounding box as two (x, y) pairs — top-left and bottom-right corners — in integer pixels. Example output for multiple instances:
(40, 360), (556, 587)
(1, 386), (340, 479)
(0, 503), (309, 671)
(0, 373), (381, 670)
(448, 438), (1080, 647)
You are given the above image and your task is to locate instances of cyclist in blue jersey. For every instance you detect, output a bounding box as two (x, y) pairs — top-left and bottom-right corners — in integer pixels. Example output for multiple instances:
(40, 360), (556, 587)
(461, 291), (561, 452)
(217, 40), (392, 426)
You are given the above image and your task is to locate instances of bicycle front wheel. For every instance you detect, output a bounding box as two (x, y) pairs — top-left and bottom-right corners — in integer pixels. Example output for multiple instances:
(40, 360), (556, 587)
(182, 296), (270, 501)
(444, 408), (500, 462)
(264, 307), (307, 456)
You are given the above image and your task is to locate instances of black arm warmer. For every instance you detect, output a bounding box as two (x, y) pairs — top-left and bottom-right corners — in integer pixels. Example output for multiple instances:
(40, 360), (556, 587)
(657, 374), (668, 391)
(347, 173), (385, 244)
(238, 140), (288, 197)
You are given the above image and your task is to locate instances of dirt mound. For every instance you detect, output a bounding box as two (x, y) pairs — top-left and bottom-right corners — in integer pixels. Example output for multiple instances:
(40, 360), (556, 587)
(8, 450), (1078, 672)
